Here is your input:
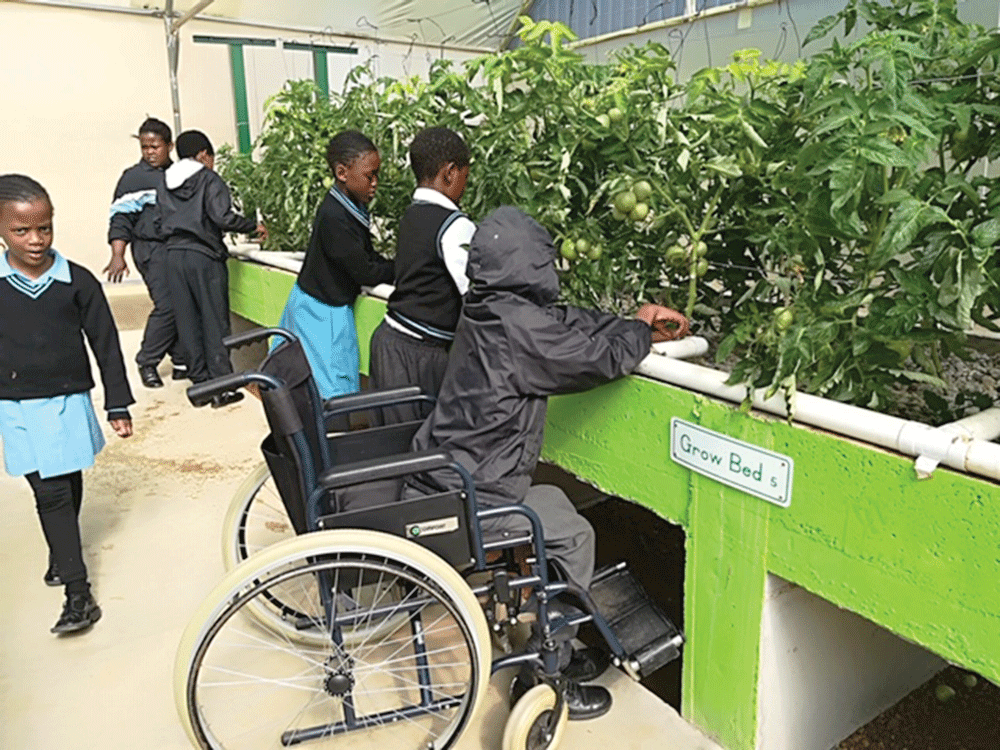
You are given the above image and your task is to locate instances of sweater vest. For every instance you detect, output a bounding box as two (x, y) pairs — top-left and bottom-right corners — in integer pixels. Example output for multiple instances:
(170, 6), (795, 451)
(387, 202), (466, 338)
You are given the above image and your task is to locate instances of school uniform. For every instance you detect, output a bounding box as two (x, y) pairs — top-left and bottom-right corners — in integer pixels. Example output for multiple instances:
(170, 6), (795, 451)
(109, 159), (184, 371)
(0, 249), (133, 593)
(276, 186), (394, 400)
(369, 187), (475, 424)
(158, 159), (257, 382)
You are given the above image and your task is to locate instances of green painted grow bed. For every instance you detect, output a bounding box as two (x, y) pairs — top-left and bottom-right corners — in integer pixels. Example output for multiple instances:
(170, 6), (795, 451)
(229, 258), (1000, 750)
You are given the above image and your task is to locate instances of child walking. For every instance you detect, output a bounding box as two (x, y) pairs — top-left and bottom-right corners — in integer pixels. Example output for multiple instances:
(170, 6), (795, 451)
(275, 130), (394, 400)
(158, 130), (266, 407)
(369, 126), (475, 424)
(0, 174), (135, 634)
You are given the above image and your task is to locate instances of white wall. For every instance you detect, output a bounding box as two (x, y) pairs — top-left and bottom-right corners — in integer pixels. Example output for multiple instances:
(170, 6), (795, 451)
(0, 3), (480, 276)
(757, 574), (945, 750)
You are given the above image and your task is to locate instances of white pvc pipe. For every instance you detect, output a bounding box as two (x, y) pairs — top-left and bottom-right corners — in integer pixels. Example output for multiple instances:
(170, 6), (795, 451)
(652, 336), (709, 359)
(636, 354), (1000, 484)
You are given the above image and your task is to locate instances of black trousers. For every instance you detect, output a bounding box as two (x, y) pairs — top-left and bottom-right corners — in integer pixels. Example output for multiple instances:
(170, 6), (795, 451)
(166, 249), (233, 383)
(25, 471), (89, 595)
(133, 240), (184, 369)
(369, 321), (450, 425)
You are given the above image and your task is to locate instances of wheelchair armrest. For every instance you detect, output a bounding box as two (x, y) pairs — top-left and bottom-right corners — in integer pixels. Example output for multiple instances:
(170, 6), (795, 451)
(317, 449), (454, 490)
(322, 386), (435, 418)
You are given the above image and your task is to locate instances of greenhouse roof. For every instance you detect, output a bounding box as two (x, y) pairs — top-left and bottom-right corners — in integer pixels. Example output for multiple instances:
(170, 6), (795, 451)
(83, 0), (527, 50)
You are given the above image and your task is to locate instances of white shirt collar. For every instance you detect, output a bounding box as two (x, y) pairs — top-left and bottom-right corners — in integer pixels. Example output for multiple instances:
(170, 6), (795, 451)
(413, 187), (460, 212)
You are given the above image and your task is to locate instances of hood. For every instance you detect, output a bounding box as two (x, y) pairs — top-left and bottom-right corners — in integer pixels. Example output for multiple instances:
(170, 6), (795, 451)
(164, 159), (205, 196)
(467, 206), (559, 306)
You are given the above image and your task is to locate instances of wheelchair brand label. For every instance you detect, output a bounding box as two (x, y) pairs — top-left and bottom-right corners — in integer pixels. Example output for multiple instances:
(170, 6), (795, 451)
(670, 418), (793, 507)
(406, 516), (460, 538)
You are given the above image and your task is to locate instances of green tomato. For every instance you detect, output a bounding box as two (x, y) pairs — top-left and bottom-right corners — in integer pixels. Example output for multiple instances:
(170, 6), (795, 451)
(614, 191), (637, 214)
(560, 239), (578, 261)
(774, 308), (794, 331)
(629, 202), (650, 222)
(695, 258), (709, 277)
(632, 180), (653, 202)
(694, 241), (708, 258)
(575, 238), (591, 255)
(322, 176), (334, 189)
(586, 245), (603, 261)
(665, 244), (687, 266)
(611, 206), (626, 221)
(596, 114), (611, 128)
(608, 107), (625, 124)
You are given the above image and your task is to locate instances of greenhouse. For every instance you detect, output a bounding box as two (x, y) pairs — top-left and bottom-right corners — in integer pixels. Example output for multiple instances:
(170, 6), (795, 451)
(1, 1), (999, 749)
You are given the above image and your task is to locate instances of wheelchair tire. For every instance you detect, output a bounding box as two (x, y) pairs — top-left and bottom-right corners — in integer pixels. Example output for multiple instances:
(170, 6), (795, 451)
(221, 461), (289, 570)
(502, 683), (568, 750)
(221, 463), (409, 647)
(175, 529), (492, 750)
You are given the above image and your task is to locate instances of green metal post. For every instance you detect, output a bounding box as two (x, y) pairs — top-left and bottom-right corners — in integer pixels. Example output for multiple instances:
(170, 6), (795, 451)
(313, 49), (330, 101)
(228, 43), (252, 154)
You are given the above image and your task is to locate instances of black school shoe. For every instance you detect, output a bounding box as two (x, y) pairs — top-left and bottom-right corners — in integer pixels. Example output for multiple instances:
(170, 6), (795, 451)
(43, 558), (61, 587)
(51, 592), (102, 634)
(561, 646), (611, 683)
(510, 671), (613, 721)
(211, 390), (245, 408)
(138, 364), (164, 388)
(172, 365), (189, 381)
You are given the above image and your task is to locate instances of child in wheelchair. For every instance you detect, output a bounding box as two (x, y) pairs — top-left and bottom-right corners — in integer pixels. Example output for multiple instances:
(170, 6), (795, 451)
(404, 205), (688, 720)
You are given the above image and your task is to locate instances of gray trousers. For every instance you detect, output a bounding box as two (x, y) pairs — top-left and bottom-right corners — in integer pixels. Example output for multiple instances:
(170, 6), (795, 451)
(368, 321), (449, 425)
(166, 249), (232, 383)
(133, 240), (184, 368)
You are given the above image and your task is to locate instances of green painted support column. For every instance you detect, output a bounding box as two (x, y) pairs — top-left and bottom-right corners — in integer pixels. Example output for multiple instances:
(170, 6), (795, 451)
(313, 50), (330, 100)
(228, 43), (252, 154)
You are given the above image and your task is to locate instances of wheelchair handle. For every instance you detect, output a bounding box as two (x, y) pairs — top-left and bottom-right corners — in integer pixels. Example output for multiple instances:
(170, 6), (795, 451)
(317, 449), (454, 490)
(186, 371), (283, 407)
(223, 327), (298, 350)
(322, 385), (435, 417)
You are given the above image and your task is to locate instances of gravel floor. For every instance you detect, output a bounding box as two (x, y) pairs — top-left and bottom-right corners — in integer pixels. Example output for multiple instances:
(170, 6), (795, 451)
(837, 666), (1000, 750)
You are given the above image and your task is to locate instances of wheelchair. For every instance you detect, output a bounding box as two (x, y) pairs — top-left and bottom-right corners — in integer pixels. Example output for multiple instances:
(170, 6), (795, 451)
(174, 327), (683, 750)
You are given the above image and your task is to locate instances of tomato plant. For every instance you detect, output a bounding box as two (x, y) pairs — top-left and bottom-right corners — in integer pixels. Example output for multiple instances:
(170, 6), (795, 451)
(221, 2), (1000, 415)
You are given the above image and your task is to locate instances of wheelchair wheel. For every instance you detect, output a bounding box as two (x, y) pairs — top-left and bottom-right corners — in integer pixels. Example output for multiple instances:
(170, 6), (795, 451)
(175, 529), (492, 750)
(221, 463), (409, 647)
(222, 461), (290, 570)
(502, 684), (568, 750)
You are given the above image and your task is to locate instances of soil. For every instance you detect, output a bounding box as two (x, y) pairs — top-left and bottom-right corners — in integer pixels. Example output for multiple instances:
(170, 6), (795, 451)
(837, 665), (1000, 750)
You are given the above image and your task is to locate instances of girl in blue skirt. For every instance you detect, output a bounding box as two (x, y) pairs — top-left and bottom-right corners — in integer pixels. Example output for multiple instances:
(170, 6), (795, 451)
(0, 175), (134, 634)
(275, 131), (394, 400)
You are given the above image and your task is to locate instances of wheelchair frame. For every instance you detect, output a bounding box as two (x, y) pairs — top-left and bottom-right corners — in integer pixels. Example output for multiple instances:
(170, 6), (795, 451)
(175, 327), (681, 750)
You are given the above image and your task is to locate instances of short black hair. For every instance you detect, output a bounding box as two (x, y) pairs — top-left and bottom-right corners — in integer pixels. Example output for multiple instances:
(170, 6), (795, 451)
(138, 117), (172, 144)
(326, 130), (377, 173)
(409, 127), (470, 183)
(176, 130), (214, 159)
(0, 174), (50, 208)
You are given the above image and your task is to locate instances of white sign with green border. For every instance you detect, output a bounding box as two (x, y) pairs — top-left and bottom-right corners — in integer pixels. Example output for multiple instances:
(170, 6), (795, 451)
(670, 418), (793, 507)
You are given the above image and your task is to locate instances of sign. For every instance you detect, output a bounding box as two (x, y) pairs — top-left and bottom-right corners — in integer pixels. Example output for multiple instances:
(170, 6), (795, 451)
(670, 418), (793, 507)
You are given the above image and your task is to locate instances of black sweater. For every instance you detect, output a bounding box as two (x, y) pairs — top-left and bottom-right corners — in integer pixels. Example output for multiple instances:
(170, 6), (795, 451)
(0, 260), (135, 413)
(297, 192), (394, 307)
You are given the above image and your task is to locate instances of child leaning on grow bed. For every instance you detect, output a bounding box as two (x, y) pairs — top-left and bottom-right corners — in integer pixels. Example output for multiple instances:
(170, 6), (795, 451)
(274, 130), (394, 401)
(0, 174), (135, 635)
(369, 126), (476, 424)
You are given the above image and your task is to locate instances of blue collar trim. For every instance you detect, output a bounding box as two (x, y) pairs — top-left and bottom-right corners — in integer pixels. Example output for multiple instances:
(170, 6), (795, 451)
(1, 249), (71, 299)
(329, 185), (371, 229)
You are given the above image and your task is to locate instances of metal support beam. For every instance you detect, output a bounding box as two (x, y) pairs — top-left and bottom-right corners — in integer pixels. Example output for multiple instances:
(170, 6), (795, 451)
(164, 0), (217, 137)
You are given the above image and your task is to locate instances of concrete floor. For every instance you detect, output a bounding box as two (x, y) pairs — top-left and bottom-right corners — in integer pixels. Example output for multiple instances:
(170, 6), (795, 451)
(0, 324), (723, 750)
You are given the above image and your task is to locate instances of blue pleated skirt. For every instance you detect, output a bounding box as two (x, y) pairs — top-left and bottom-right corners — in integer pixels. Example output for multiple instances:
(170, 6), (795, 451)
(274, 283), (360, 400)
(0, 392), (105, 479)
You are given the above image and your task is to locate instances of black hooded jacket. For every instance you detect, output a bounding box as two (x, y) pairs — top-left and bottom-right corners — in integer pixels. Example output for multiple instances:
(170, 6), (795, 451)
(409, 206), (652, 507)
(157, 160), (257, 261)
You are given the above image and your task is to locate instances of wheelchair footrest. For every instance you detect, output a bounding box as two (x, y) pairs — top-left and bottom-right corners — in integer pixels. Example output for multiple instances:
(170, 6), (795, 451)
(588, 562), (683, 678)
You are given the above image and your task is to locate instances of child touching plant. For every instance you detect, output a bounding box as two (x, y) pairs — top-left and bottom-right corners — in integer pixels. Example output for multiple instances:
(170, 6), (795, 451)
(0, 174), (135, 634)
(274, 130), (394, 399)
(369, 126), (476, 424)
